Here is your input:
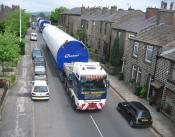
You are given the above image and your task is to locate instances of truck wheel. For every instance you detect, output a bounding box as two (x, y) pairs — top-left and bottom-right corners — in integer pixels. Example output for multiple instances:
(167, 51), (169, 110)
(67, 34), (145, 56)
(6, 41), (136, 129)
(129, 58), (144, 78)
(71, 97), (77, 110)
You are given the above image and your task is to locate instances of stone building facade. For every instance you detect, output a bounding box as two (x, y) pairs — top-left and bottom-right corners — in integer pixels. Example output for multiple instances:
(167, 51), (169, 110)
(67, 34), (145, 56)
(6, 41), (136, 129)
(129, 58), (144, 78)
(124, 24), (175, 107)
(60, 7), (81, 35)
(154, 44), (175, 121)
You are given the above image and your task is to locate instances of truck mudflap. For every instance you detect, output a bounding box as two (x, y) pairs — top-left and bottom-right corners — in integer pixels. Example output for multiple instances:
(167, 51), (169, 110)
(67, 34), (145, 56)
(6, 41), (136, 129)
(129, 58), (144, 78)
(77, 101), (106, 110)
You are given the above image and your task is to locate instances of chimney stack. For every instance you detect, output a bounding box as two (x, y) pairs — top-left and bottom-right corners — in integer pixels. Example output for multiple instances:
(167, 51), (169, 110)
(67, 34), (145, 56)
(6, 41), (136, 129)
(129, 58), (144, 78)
(110, 6), (117, 14)
(161, 1), (167, 9)
(145, 8), (158, 19)
(170, 2), (174, 10)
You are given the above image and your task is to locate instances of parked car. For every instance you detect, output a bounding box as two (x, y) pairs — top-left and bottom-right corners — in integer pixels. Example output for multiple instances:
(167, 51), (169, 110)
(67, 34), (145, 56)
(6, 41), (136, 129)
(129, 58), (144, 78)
(33, 56), (45, 64)
(117, 101), (152, 128)
(31, 80), (49, 100)
(30, 32), (37, 41)
(31, 22), (36, 29)
(32, 48), (42, 60)
(33, 65), (47, 82)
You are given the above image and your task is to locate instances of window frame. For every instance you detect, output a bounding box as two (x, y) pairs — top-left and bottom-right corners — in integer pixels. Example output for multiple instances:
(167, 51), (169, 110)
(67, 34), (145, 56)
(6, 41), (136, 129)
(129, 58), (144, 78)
(168, 64), (175, 83)
(133, 42), (139, 57)
(131, 65), (137, 80)
(145, 45), (153, 63)
(136, 67), (142, 84)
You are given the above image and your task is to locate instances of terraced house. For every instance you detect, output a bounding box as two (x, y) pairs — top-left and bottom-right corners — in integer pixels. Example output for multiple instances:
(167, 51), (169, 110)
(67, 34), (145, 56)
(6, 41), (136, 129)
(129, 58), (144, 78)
(155, 43), (175, 121)
(123, 7), (175, 121)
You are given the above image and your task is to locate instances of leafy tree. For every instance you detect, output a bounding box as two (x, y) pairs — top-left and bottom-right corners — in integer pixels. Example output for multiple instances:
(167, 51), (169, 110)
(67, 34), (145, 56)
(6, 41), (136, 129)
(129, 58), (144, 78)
(5, 9), (31, 37)
(0, 21), (5, 34)
(50, 7), (68, 25)
(72, 27), (85, 40)
(0, 31), (20, 75)
(38, 12), (46, 18)
(109, 37), (120, 66)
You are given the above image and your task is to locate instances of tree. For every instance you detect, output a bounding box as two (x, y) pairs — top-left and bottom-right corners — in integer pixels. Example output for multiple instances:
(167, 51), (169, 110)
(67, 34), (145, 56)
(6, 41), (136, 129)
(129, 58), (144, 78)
(109, 37), (120, 66)
(5, 9), (31, 37)
(0, 31), (20, 73)
(50, 7), (68, 25)
(0, 21), (5, 34)
(38, 12), (46, 18)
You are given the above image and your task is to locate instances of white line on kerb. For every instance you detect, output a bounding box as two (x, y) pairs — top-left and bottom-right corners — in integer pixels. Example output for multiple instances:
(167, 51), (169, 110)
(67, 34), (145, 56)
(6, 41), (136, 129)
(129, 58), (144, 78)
(90, 115), (104, 137)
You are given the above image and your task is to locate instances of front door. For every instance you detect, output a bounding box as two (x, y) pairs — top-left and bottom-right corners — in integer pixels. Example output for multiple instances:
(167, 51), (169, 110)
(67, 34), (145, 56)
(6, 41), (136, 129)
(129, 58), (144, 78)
(146, 74), (153, 100)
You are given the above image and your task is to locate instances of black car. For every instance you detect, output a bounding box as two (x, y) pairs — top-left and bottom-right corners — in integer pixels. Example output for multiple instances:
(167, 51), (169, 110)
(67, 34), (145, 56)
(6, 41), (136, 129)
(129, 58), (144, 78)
(32, 48), (42, 60)
(117, 101), (152, 128)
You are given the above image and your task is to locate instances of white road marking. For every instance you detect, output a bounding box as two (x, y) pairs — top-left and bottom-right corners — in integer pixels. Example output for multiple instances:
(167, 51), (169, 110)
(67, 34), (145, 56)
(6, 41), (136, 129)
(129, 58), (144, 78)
(89, 115), (104, 137)
(32, 102), (35, 137)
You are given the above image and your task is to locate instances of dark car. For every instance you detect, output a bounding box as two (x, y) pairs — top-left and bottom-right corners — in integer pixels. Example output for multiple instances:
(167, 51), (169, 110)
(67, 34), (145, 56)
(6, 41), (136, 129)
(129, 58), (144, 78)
(33, 65), (48, 82)
(32, 48), (42, 60)
(117, 101), (152, 128)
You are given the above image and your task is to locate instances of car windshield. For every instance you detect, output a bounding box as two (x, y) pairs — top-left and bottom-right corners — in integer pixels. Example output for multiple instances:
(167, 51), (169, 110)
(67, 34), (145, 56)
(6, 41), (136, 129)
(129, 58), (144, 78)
(33, 50), (41, 56)
(139, 111), (151, 117)
(80, 79), (106, 90)
(34, 86), (48, 92)
(34, 56), (44, 62)
(35, 66), (45, 72)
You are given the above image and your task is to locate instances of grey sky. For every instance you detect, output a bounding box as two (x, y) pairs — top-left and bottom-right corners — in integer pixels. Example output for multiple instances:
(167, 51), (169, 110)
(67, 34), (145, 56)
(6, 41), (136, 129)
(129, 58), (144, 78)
(0, 0), (174, 12)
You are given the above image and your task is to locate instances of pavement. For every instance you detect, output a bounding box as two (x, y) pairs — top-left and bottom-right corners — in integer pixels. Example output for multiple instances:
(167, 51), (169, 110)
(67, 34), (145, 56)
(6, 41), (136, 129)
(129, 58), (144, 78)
(108, 74), (175, 137)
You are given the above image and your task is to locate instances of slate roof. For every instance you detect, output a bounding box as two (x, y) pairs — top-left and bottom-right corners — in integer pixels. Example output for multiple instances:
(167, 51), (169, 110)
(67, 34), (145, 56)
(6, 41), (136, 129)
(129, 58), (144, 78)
(160, 41), (175, 61)
(131, 24), (175, 47)
(92, 9), (128, 22)
(60, 7), (81, 15)
(112, 15), (157, 33)
(162, 51), (175, 61)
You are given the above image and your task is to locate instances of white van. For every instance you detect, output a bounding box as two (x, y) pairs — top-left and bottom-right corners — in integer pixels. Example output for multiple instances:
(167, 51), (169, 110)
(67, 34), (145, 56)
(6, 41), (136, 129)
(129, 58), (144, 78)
(30, 32), (37, 41)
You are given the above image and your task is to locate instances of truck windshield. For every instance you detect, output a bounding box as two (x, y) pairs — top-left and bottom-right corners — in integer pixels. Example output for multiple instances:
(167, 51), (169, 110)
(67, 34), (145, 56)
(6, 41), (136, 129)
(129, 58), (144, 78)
(80, 79), (106, 91)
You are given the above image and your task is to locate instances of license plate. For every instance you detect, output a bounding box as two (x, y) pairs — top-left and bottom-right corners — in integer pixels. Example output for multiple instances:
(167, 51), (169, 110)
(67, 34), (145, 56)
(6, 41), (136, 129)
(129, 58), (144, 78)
(142, 119), (148, 122)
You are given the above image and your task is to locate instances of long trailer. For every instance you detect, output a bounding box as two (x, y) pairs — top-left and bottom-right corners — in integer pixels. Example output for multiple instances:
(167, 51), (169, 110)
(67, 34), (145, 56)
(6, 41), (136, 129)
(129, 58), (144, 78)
(42, 24), (109, 110)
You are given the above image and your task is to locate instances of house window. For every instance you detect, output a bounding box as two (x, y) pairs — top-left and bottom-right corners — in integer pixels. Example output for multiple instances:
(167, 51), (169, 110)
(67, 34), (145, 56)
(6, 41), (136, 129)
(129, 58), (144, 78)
(129, 34), (135, 38)
(104, 23), (107, 34)
(145, 45), (153, 63)
(133, 42), (139, 57)
(136, 67), (142, 84)
(131, 65), (137, 80)
(169, 64), (175, 82)
(100, 22), (103, 33)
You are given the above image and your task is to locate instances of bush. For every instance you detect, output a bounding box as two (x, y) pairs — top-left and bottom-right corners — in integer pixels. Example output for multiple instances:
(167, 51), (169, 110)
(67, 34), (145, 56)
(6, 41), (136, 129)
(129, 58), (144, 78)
(18, 41), (25, 55)
(10, 75), (16, 84)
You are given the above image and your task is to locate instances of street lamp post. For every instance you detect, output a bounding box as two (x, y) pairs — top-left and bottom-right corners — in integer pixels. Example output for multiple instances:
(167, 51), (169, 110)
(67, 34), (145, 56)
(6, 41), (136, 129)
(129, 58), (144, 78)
(19, 0), (22, 42)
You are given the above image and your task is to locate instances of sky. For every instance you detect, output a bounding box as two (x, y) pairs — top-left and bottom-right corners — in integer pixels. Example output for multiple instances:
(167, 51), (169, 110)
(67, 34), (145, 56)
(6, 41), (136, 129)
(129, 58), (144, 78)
(0, 0), (174, 12)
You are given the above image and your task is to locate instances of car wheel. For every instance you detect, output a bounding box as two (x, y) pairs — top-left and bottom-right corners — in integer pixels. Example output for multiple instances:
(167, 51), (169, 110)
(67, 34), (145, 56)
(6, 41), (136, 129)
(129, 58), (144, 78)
(117, 106), (121, 112)
(129, 120), (135, 127)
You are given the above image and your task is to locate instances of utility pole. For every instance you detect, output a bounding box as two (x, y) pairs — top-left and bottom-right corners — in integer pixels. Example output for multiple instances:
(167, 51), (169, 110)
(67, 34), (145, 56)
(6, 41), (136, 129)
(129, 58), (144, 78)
(19, 0), (22, 42)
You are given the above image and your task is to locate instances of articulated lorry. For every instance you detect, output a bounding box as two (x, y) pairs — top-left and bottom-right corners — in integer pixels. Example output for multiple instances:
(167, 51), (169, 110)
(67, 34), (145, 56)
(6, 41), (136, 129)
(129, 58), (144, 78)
(42, 24), (109, 110)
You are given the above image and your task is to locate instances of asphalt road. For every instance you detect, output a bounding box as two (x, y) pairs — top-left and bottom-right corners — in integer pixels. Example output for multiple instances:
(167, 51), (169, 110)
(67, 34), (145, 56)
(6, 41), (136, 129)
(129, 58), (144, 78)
(0, 27), (158, 137)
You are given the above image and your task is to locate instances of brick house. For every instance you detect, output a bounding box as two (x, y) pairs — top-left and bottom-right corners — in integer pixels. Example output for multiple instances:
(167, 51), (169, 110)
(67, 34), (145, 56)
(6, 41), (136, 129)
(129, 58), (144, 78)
(60, 7), (81, 35)
(111, 8), (157, 71)
(124, 24), (175, 105)
(80, 6), (103, 48)
(88, 8), (143, 62)
(154, 43), (175, 121)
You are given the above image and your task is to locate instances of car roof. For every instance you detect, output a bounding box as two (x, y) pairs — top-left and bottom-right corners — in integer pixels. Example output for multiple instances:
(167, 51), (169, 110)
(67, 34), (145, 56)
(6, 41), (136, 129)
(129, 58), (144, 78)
(34, 80), (47, 86)
(33, 47), (40, 50)
(128, 101), (148, 111)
